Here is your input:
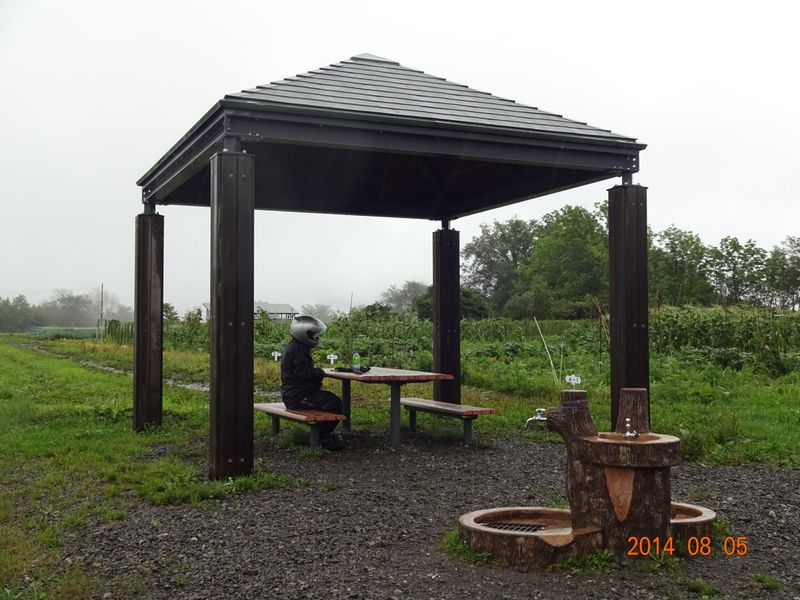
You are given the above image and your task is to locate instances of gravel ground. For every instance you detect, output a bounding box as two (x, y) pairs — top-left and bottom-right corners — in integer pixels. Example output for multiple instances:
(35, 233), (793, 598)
(67, 430), (800, 600)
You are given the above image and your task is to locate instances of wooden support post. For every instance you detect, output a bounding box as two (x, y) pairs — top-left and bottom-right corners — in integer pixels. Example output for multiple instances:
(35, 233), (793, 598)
(433, 226), (460, 404)
(209, 150), (255, 479)
(133, 212), (164, 431)
(608, 184), (649, 429)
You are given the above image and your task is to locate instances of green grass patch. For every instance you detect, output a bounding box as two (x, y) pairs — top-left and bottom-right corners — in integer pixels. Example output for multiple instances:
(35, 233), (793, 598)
(549, 549), (616, 575)
(41, 330), (800, 467)
(633, 551), (683, 573)
(680, 576), (720, 597)
(750, 572), (782, 591)
(0, 334), (302, 598)
(441, 529), (508, 566)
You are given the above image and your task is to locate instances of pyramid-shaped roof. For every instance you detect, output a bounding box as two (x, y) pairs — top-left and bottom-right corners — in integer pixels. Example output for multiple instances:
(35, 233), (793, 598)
(138, 54), (644, 220)
(223, 54), (636, 144)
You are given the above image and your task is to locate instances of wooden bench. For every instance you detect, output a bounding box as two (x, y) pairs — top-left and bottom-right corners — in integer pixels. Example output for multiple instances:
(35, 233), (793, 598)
(400, 398), (497, 444)
(254, 402), (346, 448)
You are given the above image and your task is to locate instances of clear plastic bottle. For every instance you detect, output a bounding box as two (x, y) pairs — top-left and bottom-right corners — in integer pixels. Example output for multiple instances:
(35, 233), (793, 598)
(352, 351), (361, 374)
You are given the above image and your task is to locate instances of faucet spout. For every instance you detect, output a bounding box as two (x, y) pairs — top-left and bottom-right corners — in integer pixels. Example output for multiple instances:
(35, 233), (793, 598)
(623, 417), (639, 439)
(525, 408), (547, 429)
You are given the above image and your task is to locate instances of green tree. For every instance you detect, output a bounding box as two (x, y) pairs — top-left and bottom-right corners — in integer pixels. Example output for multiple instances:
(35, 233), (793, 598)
(380, 280), (429, 314)
(516, 206), (608, 306)
(502, 287), (554, 319)
(0, 295), (42, 332)
(37, 290), (95, 326)
(761, 237), (800, 309)
(172, 307), (208, 351)
(707, 237), (766, 305)
(358, 302), (393, 319)
(649, 226), (714, 306)
(163, 303), (180, 323)
(778, 237), (800, 309)
(411, 286), (490, 319)
(462, 217), (539, 313)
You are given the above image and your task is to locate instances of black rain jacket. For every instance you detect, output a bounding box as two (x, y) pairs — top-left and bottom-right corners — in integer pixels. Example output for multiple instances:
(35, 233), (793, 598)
(280, 339), (325, 400)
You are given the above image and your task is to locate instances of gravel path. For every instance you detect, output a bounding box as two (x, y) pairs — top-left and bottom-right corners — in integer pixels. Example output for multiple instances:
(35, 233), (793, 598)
(68, 431), (800, 599)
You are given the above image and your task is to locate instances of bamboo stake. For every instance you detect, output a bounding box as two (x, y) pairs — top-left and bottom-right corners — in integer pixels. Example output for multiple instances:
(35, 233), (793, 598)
(534, 316), (558, 386)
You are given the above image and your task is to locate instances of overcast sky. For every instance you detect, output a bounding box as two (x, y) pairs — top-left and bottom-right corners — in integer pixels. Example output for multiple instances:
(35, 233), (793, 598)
(1, 0), (798, 315)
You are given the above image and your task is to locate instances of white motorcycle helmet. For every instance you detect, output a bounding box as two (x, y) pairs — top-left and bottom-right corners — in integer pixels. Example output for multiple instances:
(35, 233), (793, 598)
(290, 315), (327, 348)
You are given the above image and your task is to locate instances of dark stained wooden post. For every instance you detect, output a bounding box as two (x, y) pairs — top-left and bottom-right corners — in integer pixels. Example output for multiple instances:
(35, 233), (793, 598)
(433, 223), (460, 404)
(608, 184), (649, 429)
(209, 148), (255, 479)
(133, 210), (164, 431)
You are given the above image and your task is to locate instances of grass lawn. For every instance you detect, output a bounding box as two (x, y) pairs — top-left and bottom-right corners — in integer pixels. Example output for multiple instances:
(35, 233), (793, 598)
(36, 336), (800, 466)
(2, 332), (799, 597)
(0, 335), (300, 599)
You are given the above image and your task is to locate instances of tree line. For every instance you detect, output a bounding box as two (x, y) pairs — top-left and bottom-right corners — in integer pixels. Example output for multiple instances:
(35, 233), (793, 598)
(0, 289), (133, 333)
(380, 204), (800, 320)
(460, 204), (799, 319)
(4, 206), (795, 333)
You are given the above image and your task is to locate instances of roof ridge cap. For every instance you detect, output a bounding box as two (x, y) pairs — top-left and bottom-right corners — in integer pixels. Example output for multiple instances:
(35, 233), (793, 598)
(351, 53), (399, 65)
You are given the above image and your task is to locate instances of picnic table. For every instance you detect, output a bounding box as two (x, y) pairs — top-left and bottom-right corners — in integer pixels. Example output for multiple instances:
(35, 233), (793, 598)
(323, 367), (453, 448)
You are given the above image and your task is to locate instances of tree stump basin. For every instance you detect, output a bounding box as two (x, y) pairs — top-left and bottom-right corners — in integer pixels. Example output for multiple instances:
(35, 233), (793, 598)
(458, 502), (715, 566)
(574, 432), (682, 468)
(670, 501), (717, 540)
(457, 507), (602, 566)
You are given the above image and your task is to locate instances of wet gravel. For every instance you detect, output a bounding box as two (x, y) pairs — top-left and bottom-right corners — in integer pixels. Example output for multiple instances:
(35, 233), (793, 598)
(67, 432), (800, 599)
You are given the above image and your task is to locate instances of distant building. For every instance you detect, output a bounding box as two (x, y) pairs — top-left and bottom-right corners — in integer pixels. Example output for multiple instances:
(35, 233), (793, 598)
(203, 302), (297, 322)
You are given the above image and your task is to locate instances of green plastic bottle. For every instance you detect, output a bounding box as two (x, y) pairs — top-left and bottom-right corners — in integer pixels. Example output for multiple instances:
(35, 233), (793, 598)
(352, 351), (361, 374)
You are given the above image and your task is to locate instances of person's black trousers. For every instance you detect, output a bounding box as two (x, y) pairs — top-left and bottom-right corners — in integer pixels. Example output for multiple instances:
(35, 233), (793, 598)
(283, 390), (343, 437)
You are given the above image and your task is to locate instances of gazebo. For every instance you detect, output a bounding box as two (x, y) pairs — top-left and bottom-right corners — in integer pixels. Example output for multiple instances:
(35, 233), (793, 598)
(135, 54), (648, 478)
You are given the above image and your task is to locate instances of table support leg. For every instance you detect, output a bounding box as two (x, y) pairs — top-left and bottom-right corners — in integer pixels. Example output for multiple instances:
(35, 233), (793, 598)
(390, 382), (401, 448)
(463, 417), (474, 445)
(342, 380), (351, 432)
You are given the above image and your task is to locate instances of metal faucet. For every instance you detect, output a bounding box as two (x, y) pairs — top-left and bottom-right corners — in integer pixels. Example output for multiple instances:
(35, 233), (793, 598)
(525, 408), (547, 429)
(623, 417), (639, 439)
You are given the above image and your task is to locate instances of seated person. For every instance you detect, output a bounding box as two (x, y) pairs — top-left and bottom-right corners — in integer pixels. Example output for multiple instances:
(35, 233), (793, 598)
(281, 315), (344, 450)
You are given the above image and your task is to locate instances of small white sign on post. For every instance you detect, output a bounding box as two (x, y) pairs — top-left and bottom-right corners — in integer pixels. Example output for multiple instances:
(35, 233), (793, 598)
(565, 374), (581, 389)
(271, 351), (281, 362)
(326, 353), (338, 365)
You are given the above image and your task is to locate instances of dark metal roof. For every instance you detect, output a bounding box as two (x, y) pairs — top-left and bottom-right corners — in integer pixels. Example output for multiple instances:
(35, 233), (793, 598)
(138, 54), (645, 220)
(227, 54), (635, 144)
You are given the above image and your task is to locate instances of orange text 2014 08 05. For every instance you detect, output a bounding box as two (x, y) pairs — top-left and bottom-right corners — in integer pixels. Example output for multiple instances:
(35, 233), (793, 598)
(627, 535), (749, 557)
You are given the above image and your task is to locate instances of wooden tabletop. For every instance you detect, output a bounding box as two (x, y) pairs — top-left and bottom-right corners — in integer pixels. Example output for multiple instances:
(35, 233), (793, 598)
(323, 366), (453, 382)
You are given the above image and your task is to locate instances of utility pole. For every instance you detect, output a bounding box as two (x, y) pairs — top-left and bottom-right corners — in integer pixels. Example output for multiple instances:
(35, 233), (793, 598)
(99, 282), (104, 339)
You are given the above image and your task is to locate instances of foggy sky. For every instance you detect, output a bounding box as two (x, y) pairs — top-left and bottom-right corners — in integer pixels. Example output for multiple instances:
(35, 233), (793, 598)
(1, 0), (798, 315)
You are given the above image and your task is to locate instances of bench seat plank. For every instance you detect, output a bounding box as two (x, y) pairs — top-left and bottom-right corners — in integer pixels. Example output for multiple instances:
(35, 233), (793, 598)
(254, 402), (345, 448)
(254, 402), (346, 422)
(400, 398), (497, 444)
(400, 398), (497, 416)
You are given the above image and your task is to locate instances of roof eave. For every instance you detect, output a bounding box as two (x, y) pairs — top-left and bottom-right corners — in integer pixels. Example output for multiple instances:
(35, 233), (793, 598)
(217, 97), (647, 152)
(138, 100), (644, 205)
(136, 101), (225, 187)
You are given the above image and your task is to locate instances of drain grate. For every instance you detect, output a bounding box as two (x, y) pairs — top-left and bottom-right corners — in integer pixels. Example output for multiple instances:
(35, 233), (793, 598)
(485, 522), (545, 533)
